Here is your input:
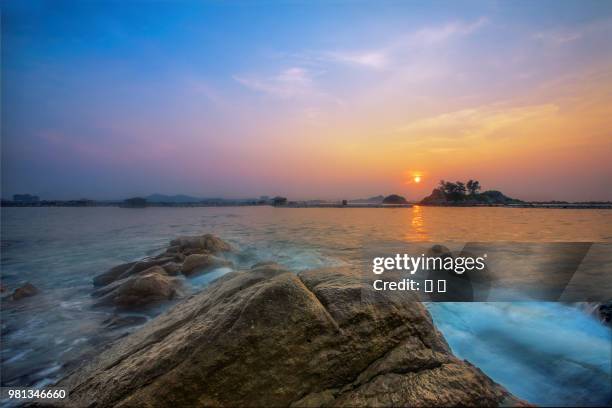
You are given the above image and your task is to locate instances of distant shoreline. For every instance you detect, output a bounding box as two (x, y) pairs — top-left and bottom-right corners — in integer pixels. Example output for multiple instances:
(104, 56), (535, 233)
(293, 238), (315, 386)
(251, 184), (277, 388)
(1, 201), (611, 209)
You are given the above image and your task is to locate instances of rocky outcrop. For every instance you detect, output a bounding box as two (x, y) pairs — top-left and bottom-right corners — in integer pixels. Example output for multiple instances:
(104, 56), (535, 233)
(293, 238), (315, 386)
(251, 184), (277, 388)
(93, 234), (233, 287)
(420, 188), (448, 205)
(161, 261), (182, 276)
(93, 259), (169, 287)
(168, 233), (232, 255)
(55, 263), (525, 407)
(11, 282), (39, 300)
(90, 234), (233, 309)
(182, 253), (232, 276)
(92, 268), (183, 309)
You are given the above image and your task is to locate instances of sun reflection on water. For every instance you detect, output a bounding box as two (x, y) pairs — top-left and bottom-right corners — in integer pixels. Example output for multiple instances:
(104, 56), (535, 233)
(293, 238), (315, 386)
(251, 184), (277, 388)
(409, 205), (428, 241)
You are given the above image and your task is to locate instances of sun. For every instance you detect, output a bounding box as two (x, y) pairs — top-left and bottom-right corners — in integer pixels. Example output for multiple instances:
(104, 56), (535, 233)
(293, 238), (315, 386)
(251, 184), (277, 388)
(413, 176), (422, 183)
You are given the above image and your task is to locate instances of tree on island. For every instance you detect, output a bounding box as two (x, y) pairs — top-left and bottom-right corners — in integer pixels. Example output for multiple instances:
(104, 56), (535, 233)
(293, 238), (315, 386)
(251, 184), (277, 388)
(466, 180), (481, 196)
(438, 180), (466, 201)
(421, 180), (521, 205)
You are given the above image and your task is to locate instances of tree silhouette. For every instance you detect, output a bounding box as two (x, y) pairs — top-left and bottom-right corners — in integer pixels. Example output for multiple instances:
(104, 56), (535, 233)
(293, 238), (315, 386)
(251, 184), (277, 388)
(466, 180), (481, 196)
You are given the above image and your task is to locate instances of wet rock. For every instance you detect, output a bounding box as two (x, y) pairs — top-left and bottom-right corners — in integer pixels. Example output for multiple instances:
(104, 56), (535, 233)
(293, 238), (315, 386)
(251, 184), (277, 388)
(92, 262), (137, 287)
(93, 270), (182, 309)
(11, 282), (39, 300)
(597, 301), (612, 325)
(162, 262), (182, 276)
(55, 264), (525, 407)
(93, 265), (168, 298)
(93, 258), (174, 287)
(181, 253), (232, 276)
(169, 234), (232, 254)
(102, 315), (148, 330)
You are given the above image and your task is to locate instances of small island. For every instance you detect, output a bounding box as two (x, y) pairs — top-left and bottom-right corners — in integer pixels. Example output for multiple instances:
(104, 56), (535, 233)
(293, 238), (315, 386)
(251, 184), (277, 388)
(382, 194), (409, 205)
(420, 179), (522, 206)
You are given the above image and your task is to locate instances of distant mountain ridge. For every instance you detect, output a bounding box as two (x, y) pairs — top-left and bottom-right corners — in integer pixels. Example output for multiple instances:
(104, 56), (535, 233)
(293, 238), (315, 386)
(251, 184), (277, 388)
(144, 194), (260, 204)
(349, 195), (384, 204)
(145, 194), (205, 203)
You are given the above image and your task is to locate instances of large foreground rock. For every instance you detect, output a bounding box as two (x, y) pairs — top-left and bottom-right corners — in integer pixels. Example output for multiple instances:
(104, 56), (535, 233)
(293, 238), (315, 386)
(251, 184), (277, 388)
(54, 264), (525, 407)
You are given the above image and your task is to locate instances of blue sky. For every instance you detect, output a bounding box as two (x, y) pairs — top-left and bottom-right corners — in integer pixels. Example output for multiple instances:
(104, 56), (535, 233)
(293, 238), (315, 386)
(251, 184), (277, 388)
(2, 0), (612, 200)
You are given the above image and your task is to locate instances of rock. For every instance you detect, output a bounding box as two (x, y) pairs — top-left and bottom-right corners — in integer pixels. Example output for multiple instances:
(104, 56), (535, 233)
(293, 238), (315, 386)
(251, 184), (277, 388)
(93, 258), (174, 287)
(102, 315), (148, 330)
(93, 235), (231, 287)
(93, 262), (137, 287)
(11, 282), (39, 300)
(597, 301), (612, 326)
(92, 270), (182, 309)
(122, 257), (175, 276)
(55, 264), (525, 407)
(93, 266), (168, 299)
(181, 253), (232, 276)
(420, 188), (448, 205)
(162, 262), (182, 276)
(382, 194), (408, 205)
(169, 234), (232, 254)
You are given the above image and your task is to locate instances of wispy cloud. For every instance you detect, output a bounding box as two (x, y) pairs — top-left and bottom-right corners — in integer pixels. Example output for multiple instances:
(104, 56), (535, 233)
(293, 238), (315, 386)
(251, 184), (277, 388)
(234, 67), (318, 99)
(533, 17), (612, 45)
(534, 30), (582, 45)
(396, 103), (559, 141)
(323, 50), (388, 69)
(410, 17), (488, 45)
(289, 17), (488, 72)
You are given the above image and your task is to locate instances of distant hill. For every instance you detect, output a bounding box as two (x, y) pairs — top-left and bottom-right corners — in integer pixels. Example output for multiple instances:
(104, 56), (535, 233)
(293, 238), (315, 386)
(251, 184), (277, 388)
(144, 194), (262, 204)
(145, 194), (204, 203)
(350, 195), (385, 204)
(382, 194), (408, 205)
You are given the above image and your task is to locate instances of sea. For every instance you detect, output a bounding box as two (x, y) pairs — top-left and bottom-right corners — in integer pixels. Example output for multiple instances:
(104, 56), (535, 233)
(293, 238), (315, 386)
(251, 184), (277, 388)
(1, 206), (611, 406)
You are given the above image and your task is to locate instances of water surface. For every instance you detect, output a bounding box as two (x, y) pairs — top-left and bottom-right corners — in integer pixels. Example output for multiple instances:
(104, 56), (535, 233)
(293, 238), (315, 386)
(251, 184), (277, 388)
(1, 207), (610, 406)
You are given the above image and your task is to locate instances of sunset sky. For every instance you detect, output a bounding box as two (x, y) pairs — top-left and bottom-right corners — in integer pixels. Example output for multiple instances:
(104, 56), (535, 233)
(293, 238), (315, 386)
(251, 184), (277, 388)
(2, 0), (612, 201)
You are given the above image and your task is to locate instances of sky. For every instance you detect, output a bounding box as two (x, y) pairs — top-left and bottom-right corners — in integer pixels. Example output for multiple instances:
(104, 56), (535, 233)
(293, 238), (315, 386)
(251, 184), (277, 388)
(2, 0), (612, 201)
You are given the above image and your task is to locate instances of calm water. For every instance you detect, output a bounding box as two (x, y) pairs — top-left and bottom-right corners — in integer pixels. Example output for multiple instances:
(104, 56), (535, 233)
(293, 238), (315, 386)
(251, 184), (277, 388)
(1, 207), (611, 406)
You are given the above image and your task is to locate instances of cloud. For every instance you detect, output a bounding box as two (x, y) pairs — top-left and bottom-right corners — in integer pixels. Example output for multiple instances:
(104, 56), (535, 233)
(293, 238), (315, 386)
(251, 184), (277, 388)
(234, 67), (318, 99)
(297, 17), (488, 72)
(396, 103), (559, 141)
(533, 18), (612, 46)
(534, 31), (582, 45)
(410, 17), (488, 45)
(323, 51), (388, 69)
